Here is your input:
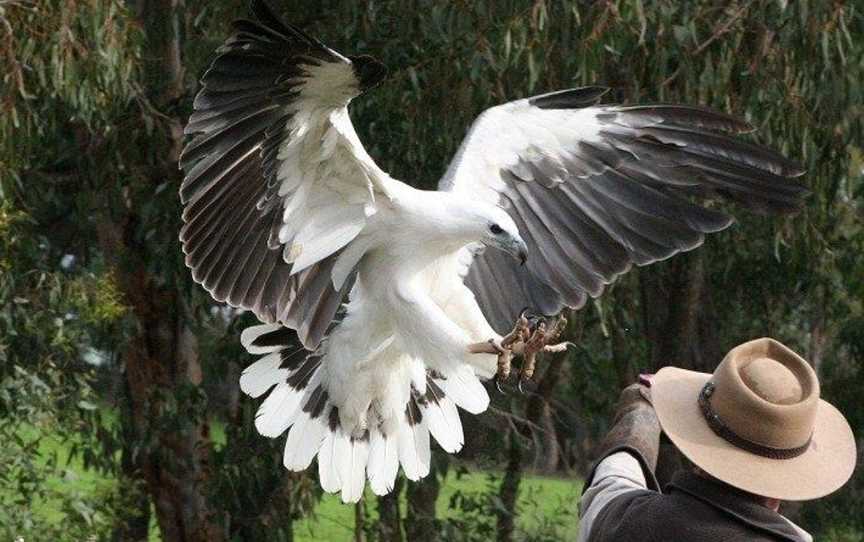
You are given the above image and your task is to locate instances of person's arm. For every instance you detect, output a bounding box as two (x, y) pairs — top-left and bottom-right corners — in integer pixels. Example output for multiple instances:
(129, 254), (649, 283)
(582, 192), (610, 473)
(577, 381), (662, 541)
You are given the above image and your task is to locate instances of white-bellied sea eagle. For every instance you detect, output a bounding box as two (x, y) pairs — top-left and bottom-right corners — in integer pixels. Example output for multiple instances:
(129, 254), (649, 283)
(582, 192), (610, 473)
(179, 0), (807, 503)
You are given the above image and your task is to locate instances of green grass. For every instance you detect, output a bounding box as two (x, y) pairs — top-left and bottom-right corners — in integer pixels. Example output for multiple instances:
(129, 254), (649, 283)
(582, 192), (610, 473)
(12, 419), (581, 540)
(1, 420), (122, 540)
(12, 423), (117, 521)
(216, 418), (582, 540)
(293, 469), (581, 541)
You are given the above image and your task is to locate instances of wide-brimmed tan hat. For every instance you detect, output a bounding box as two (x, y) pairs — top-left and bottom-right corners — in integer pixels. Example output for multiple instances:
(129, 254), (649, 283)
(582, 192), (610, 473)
(652, 337), (856, 501)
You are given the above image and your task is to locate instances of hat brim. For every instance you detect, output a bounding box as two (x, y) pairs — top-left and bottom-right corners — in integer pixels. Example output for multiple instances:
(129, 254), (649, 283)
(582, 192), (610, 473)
(653, 367), (856, 501)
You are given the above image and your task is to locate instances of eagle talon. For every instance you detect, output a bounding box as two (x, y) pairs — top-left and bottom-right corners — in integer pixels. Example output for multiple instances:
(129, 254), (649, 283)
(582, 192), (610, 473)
(516, 314), (570, 386)
(495, 375), (507, 394)
(544, 341), (573, 354)
(470, 314), (567, 394)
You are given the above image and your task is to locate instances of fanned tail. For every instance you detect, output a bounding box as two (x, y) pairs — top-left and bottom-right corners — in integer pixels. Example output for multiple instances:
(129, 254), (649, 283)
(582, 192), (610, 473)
(239, 323), (484, 502)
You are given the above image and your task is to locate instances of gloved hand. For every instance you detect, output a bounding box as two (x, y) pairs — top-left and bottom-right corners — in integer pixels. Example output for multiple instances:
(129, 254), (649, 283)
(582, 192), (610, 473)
(595, 376), (661, 473)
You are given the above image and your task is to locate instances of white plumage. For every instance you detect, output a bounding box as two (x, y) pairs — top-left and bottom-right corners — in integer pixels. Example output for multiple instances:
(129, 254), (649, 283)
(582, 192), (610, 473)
(179, 1), (806, 503)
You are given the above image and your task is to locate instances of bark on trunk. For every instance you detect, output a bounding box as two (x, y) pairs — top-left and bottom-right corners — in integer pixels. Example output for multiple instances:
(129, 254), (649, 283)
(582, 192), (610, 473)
(651, 252), (705, 371)
(354, 498), (367, 542)
(98, 1), (225, 540)
(377, 476), (404, 542)
(539, 403), (560, 472)
(253, 474), (295, 540)
(405, 475), (440, 542)
(496, 429), (523, 542)
(99, 217), (224, 541)
(808, 284), (828, 376)
(639, 252), (708, 487)
(497, 317), (578, 541)
(112, 387), (151, 542)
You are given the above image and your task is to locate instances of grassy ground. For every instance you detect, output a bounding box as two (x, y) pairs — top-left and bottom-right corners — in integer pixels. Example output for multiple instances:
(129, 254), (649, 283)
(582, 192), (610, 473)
(293, 471), (582, 541)
(15, 420), (581, 540)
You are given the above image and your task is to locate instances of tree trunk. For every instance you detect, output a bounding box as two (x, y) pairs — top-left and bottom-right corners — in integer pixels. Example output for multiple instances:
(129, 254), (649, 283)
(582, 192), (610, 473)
(696, 275), (723, 373)
(640, 252), (707, 487)
(112, 386), (151, 542)
(354, 498), (367, 542)
(497, 318), (577, 541)
(97, 1), (225, 540)
(496, 429), (523, 542)
(652, 252), (705, 371)
(808, 284), (828, 376)
(253, 474), (295, 540)
(539, 403), (560, 472)
(405, 475), (440, 542)
(102, 246), (224, 542)
(377, 476), (404, 542)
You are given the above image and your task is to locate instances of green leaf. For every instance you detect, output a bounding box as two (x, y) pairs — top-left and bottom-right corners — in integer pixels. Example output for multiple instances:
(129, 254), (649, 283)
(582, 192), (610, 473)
(77, 400), (98, 411)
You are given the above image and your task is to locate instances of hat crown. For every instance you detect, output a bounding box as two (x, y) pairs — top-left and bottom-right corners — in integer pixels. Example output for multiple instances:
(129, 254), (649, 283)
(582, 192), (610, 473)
(709, 338), (819, 450)
(740, 357), (802, 405)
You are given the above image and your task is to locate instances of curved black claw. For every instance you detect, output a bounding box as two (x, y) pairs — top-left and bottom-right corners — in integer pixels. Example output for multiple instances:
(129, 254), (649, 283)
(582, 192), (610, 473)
(495, 376), (507, 394)
(517, 377), (536, 394)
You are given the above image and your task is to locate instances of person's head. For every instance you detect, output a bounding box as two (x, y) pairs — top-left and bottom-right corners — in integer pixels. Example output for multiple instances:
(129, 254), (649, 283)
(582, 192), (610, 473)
(689, 465), (782, 511)
(651, 338), (856, 503)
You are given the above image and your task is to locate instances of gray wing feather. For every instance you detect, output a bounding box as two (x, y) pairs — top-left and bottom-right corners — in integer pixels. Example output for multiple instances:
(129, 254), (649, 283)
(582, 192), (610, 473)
(179, 1), (358, 349)
(449, 87), (807, 333)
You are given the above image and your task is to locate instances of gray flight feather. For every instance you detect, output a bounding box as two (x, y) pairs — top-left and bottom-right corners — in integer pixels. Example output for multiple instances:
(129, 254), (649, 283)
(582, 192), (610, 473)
(444, 88), (808, 334)
(179, 0), (370, 350)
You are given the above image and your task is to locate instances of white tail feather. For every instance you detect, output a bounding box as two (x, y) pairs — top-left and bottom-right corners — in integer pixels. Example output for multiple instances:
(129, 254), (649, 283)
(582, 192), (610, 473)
(240, 323), (488, 500)
(318, 429), (342, 493)
(241, 323), (284, 354)
(240, 352), (288, 398)
(339, 437), (370, 503)
(368, 429), (399, 496)
(283, 411), (328, 470)
(436, 366), (489, 414)
(254, 381), (307, 438)
(424, 395), (464, 453)
(397, 413), (431, 481)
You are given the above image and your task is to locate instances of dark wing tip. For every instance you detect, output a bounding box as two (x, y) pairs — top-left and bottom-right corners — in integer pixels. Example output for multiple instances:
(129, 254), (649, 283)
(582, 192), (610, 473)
(612, 104), (756, 134)
(776, 180), (812, 211)
(250, 0), (290, 35)
(247, 0), (333, 52)
(529, 86), (610, 110)
(348, 54), (388, 92)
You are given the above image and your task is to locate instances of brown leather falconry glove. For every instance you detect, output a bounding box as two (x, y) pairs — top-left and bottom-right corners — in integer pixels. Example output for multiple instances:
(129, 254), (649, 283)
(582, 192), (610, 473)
(584, 380), (662, 491)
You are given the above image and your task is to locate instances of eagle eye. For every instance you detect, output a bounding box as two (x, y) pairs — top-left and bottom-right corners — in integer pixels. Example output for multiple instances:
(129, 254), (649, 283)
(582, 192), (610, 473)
(489, 224), (504, 235)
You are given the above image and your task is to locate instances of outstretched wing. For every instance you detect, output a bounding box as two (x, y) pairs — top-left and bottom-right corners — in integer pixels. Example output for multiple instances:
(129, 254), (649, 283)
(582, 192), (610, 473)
(180, 0), (392, 348)
(440, 87), (807, 333)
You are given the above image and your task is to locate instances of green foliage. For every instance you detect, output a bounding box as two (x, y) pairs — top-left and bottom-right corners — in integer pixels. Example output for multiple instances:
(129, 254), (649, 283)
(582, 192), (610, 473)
(0, 0), (143, 175)
(435, 469), (579, 542)
(0, 366), (119, 540)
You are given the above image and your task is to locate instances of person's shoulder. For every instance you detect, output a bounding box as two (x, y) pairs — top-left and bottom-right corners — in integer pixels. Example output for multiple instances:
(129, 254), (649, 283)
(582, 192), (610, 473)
(586, 488), (669, 541)
(587, 487), (778, 542)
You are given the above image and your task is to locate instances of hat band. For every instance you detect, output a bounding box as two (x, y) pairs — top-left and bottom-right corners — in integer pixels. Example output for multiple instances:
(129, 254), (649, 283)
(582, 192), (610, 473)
(698, 382), (811, 460)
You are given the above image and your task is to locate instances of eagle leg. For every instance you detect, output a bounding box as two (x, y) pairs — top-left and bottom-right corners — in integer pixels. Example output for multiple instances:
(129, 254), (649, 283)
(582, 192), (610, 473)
(517, 316), (570, 393)
(467, 315), (529, 393)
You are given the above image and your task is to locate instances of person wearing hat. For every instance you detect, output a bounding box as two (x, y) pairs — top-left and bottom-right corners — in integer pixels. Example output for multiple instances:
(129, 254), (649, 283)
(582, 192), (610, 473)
(577, 337), (857, 542)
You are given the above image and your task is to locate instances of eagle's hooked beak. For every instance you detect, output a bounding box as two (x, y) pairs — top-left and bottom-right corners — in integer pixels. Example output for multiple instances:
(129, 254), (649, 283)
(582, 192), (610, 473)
(507, 236), (529, 266)
(485, 231), (528, 265)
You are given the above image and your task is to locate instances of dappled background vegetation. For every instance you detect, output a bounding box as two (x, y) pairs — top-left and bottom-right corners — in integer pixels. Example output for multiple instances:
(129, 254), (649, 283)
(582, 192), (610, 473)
(1, 0), (862, 540)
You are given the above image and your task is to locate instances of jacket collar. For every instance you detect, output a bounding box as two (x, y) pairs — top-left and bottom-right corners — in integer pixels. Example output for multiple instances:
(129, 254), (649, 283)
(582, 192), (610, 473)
(667, 471), (812, 542)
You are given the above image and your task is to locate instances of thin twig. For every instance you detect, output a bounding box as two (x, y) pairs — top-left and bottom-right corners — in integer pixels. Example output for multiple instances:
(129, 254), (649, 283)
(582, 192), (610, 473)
(692, 3), (750, 56)
(663, 4), (750, 88)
